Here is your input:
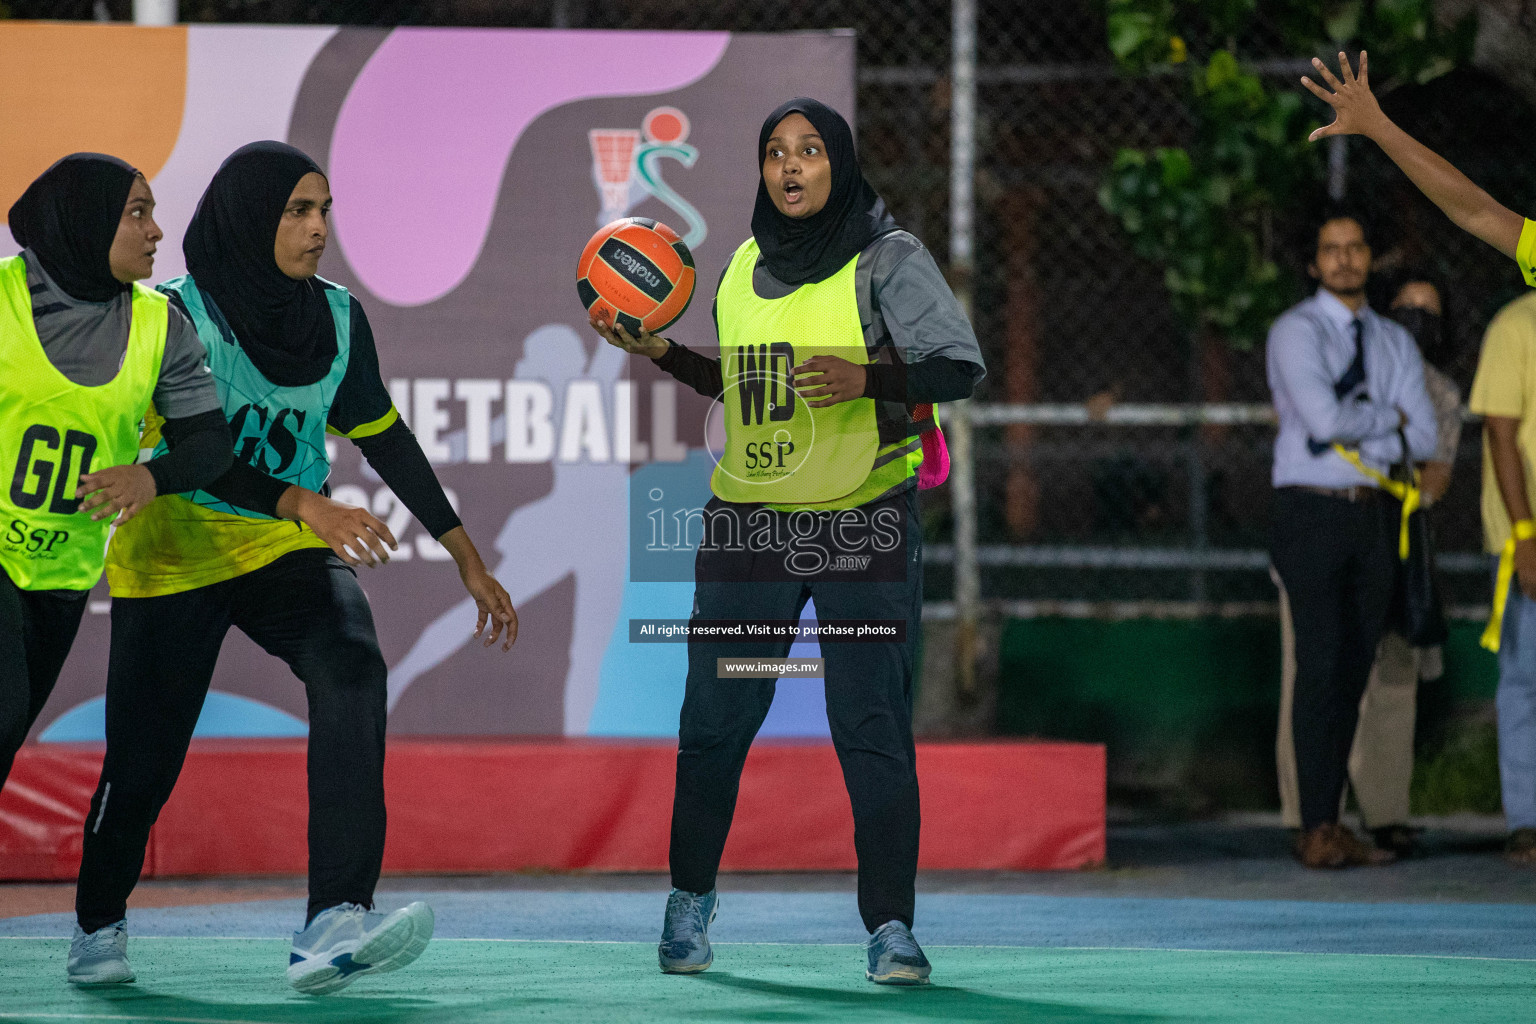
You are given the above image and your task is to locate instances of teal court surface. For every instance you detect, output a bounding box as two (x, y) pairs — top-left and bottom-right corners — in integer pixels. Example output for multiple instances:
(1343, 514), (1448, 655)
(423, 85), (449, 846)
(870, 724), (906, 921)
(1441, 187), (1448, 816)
(2, 820), (1534, 1023)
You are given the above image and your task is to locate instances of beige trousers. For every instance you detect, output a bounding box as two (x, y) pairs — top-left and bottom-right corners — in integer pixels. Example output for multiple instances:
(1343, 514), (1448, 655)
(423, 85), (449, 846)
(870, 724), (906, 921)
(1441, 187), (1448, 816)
(1272, 567), (1418, 829)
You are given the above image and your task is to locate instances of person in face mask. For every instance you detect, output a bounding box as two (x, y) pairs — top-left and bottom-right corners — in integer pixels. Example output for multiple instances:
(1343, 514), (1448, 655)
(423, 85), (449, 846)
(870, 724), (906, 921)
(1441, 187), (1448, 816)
(1, 154), (231, 796)
(1357, 271), (1461, 857)
(1388, 273), (1459, 506)
(68, 142), (516, 993)
(591, 98), (985, 986)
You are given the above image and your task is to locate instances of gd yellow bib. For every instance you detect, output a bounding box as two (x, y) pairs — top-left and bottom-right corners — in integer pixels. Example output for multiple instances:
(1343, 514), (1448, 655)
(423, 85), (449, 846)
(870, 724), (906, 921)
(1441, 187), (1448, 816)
(0, 256), (166, 589)
(711, 239), (879, 505)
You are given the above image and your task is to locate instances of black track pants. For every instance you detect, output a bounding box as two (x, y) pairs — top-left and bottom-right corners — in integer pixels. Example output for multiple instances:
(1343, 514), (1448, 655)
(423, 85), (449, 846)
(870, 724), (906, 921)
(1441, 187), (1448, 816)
(1270, 487), (1398, 831)
(0, 570), (86, 788)
(668, 490), (923, 933)
(75, 549), (388, 932)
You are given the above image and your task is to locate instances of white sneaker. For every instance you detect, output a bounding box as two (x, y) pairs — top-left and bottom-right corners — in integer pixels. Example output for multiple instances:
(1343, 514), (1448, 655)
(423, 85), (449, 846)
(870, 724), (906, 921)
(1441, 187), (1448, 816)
(67, 920), (136, 985)
(286, 901), (434, 995)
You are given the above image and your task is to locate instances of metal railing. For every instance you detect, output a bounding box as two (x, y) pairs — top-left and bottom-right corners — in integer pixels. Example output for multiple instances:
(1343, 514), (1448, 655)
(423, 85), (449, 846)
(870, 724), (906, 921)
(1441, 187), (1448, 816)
(933, 400), (1494, 622)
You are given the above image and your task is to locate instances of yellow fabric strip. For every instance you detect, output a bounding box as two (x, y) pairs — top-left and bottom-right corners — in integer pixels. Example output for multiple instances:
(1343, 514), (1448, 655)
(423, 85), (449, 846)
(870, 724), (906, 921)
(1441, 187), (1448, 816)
(105, 494), (328, 598)
(326, 404), (399, 440)
(1481, 518), (1536, 652)
(1330, 444), (1419, 560)
(1518, 218), (1536, 289)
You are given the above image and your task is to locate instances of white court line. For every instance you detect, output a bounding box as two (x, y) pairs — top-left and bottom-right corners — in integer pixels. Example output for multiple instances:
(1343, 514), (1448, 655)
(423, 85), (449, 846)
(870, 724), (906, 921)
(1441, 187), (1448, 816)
(2, 934), (1534, 963)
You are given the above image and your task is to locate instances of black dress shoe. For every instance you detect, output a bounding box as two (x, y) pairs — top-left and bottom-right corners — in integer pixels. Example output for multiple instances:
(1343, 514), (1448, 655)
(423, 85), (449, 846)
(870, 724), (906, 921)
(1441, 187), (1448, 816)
(1370, 824), (1422, 859)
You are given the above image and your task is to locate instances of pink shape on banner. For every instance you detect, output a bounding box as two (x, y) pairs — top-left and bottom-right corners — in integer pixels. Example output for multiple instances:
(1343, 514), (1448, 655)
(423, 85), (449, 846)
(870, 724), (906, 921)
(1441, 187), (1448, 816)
(330, 29), (730, 307)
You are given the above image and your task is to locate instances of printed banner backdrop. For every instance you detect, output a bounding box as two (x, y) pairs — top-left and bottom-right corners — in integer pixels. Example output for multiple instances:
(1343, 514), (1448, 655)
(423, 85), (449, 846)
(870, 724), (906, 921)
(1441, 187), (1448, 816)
(0, 23), (856, 740)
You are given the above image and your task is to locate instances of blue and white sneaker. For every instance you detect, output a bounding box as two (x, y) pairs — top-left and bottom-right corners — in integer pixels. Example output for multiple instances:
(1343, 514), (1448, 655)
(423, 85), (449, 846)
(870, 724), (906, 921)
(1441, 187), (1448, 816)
(658, 888), (718, 974)
(866, 920), (931, 985)
(286, 901), (434, 995)
(67, 920), (135, 985)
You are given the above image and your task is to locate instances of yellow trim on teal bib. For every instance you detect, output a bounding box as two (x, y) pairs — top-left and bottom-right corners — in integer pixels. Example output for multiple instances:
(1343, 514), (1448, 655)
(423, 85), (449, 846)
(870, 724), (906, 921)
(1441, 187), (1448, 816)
(329, 404), (399, 440)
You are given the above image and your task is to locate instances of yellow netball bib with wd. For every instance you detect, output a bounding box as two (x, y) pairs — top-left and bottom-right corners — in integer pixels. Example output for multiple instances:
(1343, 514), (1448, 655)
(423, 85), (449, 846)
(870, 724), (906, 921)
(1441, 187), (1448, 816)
(0, 256), (166, 589)
(711, 239), (879, 505)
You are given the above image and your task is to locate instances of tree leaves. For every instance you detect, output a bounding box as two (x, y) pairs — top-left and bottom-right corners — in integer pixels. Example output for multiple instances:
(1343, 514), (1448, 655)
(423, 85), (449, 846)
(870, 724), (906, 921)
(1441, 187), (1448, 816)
(1099, 0), (1474, 348)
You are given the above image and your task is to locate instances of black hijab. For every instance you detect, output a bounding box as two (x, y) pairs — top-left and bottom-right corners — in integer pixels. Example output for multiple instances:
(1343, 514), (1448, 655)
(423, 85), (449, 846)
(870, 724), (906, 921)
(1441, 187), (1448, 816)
(8, 153), (139, 303)
(184, 141), (335, 386)
(750, 98), (898, 286)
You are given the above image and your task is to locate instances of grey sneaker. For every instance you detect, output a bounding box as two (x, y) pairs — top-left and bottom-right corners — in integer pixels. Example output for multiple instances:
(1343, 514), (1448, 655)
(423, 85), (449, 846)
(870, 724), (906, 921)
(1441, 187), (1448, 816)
(67, 920), (135, 985)
(866, 920), (931, 985)
(658, 888), (718, 974)
(286, 901), (434, 995)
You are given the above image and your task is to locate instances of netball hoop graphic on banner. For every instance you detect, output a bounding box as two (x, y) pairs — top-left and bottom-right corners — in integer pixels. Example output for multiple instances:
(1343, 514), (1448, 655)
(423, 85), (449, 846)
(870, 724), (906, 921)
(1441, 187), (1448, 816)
(590, 107), (708, 249)
(0, 25), (860, 741)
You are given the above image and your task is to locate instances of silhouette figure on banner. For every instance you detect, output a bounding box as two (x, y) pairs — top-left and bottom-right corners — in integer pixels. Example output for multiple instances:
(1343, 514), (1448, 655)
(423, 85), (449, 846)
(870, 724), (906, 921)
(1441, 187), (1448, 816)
(387, 323), (629, 732)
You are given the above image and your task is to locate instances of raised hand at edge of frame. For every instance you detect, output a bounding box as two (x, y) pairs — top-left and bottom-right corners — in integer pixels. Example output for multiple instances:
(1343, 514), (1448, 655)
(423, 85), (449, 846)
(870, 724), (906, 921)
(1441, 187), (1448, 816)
(589, 314), (669, 360)
(1302, 49), (1526, 259)
(1301, 50), (1389, 143)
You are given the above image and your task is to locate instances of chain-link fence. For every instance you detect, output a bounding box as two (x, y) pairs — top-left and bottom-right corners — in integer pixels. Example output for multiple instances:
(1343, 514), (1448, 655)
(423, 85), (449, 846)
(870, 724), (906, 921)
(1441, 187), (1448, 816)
(17, 0), (1536, 613)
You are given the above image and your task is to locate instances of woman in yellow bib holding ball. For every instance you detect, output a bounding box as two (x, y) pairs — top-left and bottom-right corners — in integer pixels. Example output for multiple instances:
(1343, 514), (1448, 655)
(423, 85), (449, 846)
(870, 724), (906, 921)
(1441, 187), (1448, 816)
(591, 98), (984, 985)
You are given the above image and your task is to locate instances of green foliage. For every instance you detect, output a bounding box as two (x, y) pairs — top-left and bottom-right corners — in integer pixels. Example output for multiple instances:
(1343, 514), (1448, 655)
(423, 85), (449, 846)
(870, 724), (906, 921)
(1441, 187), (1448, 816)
(1325, 0), (1478, 85)
(1099, 0), (1475, 349)
(1106, 0), (1179, 66)
(1412, 721), (1502, 815)
(1099, 49), (1318, 346)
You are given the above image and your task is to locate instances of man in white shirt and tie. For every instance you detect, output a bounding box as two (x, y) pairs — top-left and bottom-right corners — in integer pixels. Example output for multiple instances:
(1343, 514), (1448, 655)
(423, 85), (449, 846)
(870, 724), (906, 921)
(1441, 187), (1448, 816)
(1267, 207), (1436, 868)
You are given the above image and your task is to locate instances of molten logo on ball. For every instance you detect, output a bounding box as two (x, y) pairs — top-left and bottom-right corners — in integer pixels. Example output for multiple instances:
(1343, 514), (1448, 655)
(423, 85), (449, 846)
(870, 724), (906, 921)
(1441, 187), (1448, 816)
(611, 248), (663, 291)
(576, 218), (696, 336)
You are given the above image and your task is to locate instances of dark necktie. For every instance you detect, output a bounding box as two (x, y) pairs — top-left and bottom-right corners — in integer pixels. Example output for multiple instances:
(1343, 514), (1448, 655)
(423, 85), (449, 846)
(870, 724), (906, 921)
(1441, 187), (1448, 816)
(1307, 318), (1366, 455)
(1335, 318), (1366, 399)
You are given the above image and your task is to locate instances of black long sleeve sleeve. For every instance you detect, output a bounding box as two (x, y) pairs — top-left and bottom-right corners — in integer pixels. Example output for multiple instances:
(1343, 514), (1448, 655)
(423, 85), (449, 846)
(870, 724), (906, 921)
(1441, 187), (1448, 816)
(198, 458), (291, 517)
(862, 355), (983, 405)
(192, 419), (462, 537)
(353, 418), (463, 540)
(144, 409), (234, 496)
(654, 340), (724, 398)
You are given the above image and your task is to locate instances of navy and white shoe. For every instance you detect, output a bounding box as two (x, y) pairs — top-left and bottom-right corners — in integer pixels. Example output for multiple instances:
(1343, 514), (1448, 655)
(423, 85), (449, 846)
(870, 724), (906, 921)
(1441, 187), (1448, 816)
(67, 920), (135, 985)
(286, 901), (434, 995)
(658, 888), (718, 974)
(865, 920), (931, 985)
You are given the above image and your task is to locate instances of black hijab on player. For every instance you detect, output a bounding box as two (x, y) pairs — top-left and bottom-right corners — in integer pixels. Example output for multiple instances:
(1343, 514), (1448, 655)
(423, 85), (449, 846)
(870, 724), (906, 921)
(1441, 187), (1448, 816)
(184, 141), (336, 387)
(750, 97), (898, 286)
(7, 152), (139, 303)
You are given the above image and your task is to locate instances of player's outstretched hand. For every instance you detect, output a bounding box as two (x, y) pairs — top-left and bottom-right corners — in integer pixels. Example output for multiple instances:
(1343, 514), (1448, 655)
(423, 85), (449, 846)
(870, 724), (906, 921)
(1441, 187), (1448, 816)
(590, 314), (668, 359)
(461, 561), (518, 651)
(283, 488), (397, 567)
(1302, 51), (1388, 142)
(433, 525), (518, 651)
(78, 464), (157, 525)
(793, 355), (868, 408)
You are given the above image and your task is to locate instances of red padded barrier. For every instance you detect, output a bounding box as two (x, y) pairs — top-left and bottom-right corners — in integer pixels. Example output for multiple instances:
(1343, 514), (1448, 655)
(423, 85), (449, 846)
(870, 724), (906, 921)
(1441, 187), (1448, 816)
(0, 739), (1104, 880)
(0, 744), (110, 882)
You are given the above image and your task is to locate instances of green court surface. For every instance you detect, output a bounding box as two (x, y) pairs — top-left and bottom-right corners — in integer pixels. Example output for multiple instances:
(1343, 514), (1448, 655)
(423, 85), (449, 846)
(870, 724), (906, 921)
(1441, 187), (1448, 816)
(1, 938), (1531, 1024)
